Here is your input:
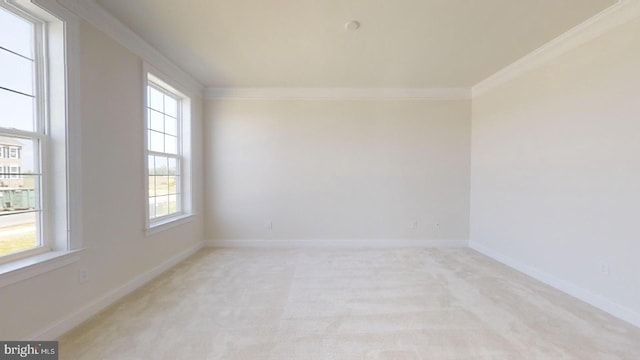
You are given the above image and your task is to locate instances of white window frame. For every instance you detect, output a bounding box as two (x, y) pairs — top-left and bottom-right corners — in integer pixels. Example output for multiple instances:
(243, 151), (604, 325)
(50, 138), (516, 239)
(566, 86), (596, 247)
(143, 64), (193, 235)
(0, 0), (83, 288)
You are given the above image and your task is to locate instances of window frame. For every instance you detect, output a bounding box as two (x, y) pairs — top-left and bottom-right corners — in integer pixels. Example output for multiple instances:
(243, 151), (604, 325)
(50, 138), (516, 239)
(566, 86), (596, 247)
(0, 0), (83, 288)
(143, 65), (193, 234)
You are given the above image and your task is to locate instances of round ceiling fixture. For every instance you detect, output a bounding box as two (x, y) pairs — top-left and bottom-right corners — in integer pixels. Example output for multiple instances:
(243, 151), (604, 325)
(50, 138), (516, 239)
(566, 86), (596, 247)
(345, 20), (360, 31)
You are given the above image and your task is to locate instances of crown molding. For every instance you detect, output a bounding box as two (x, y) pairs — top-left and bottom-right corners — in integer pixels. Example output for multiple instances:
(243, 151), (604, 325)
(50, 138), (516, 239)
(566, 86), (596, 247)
(473, 0), (640, 98)
(205, 87), (471, 101)
(57, 0), (204, 98)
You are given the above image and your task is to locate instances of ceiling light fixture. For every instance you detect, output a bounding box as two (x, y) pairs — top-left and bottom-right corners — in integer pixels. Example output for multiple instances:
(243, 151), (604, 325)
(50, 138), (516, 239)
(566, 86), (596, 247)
(345, 20), (360, 31)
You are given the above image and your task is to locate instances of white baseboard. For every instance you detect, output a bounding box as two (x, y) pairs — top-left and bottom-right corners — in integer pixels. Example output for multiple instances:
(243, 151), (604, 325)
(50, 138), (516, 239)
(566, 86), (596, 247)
(26, 241), (204, 341)
(206, 238), (468, 249)
(469, 240), (640, 329)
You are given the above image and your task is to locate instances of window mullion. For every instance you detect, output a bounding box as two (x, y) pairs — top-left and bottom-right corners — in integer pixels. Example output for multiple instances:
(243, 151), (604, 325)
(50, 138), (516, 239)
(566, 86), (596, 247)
(147, 151), (180, 159)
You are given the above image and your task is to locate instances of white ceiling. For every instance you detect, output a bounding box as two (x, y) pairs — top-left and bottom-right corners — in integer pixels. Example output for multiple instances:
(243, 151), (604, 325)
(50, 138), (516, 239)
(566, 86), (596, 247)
(96, 0), (616, 88)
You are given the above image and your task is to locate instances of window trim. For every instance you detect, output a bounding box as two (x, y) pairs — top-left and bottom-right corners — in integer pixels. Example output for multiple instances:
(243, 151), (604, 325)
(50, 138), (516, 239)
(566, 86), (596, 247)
(0, 0), (83, 287)
(143, 63), (193, 234)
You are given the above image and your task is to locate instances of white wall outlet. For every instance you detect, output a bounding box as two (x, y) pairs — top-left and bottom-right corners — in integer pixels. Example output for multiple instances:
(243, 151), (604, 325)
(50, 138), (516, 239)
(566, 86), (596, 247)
(78, 268), (89, 284)
(409, 221), (418, 229)
(265, 220), (273, 230)
(599, 262), (611, 276)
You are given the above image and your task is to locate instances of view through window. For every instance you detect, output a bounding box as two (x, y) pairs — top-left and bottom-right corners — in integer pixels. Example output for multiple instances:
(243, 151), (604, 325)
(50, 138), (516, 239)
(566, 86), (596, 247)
(0, 6), (43, 258)
(146, 82), (183, 222)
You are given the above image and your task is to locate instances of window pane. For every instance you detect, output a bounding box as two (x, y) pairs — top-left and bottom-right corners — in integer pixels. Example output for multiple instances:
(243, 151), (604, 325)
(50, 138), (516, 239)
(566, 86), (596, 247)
(0, 88), (34, 131)
(167, 158), (178, 175)
(0, 211), (38, 256)
(155, 176), (169, 196)
(168, 176), (178, 194)
(154, 156), (168, 175)
(165, 135), (177, 154)
(18, 174), (39, 207)
(0, 7), (33, 59)
(164, 96), (177, 118)
(164, 115), (177, 136)
(148, 175), (156, 197)
(148, 86), (163, 112)
(0, 137), (38, 190)
(149, 130), (164, 152)
(148, 109), (163, 132)
(155, 195), (169, 217)
(168, 194), (178, 214)
(148, 197), (155, 219)
(7, 138), (37, 173)
(148, 155), (155, 175)
(0, 50), (34, 96)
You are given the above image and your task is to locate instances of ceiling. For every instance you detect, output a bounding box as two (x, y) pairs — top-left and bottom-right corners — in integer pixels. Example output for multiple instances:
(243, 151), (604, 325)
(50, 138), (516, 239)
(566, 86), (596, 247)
(96, 0), (616, 88)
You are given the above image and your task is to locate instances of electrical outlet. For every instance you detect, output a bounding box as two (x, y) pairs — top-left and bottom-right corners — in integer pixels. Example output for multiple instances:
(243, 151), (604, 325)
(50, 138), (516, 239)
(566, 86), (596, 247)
(78, 269), (89, 284)
(265, 220), (273, 230)
(599, 262), (611, 276)
(432, 222), (440, 237)
(409, 221), (418, 230)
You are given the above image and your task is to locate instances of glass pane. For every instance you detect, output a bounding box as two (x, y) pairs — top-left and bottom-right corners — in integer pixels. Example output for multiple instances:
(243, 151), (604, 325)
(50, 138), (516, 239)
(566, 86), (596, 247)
(148, 86), (163, 112)
(0, 88), (34, 131)
(4, 138), (38, 174)
(148, 155), (155, 175)
(18, 174), (39, 206)
(155, 176), (169, 196)
(168, 194), (178, 214)
(148, 109), (164, 132)
(155, 195), (169, 217)
(165, 135), (177, 155)
(148, 197), (155, 219)
(149, 130), (164, 152)
(0, 137), (38, 187)
(0, 211), (38, 256)
(168, 176), (178, 194)
(154, 156), (168, 175)
(164, 116), (177, 136)
(0, 50), (34, 96)
(164, 96), (178, 118)
(167, 158), (178, 175)
(148, 175), (156, 197)
(0, 7), (33, 59)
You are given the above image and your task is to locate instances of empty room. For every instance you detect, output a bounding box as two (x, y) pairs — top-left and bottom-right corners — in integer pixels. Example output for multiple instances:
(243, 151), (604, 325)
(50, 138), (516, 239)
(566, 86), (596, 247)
(1, 0), (639, 359)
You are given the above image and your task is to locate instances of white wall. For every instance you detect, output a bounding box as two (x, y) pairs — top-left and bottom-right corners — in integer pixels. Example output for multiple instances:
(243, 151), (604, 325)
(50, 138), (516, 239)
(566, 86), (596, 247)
(471, 17), (640, 322)
(205, 99), (470, 243)
(0, 20), (204, 340)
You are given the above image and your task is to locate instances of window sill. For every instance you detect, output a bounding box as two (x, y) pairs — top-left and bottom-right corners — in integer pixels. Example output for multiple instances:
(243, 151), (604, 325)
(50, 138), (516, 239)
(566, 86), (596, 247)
(145, 213), (195, 237)
(0, 248), (84, 289)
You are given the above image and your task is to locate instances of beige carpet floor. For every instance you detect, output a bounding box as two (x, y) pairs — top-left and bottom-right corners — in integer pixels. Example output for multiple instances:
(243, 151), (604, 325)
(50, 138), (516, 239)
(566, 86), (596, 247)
(59, 248), (640, 359)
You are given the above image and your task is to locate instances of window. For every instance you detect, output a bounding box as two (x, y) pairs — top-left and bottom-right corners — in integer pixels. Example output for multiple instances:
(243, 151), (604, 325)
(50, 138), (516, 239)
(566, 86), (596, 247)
(0, 5), (45, 259)
(0, 0), (81, 276)
(144, 71), (192, 230)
